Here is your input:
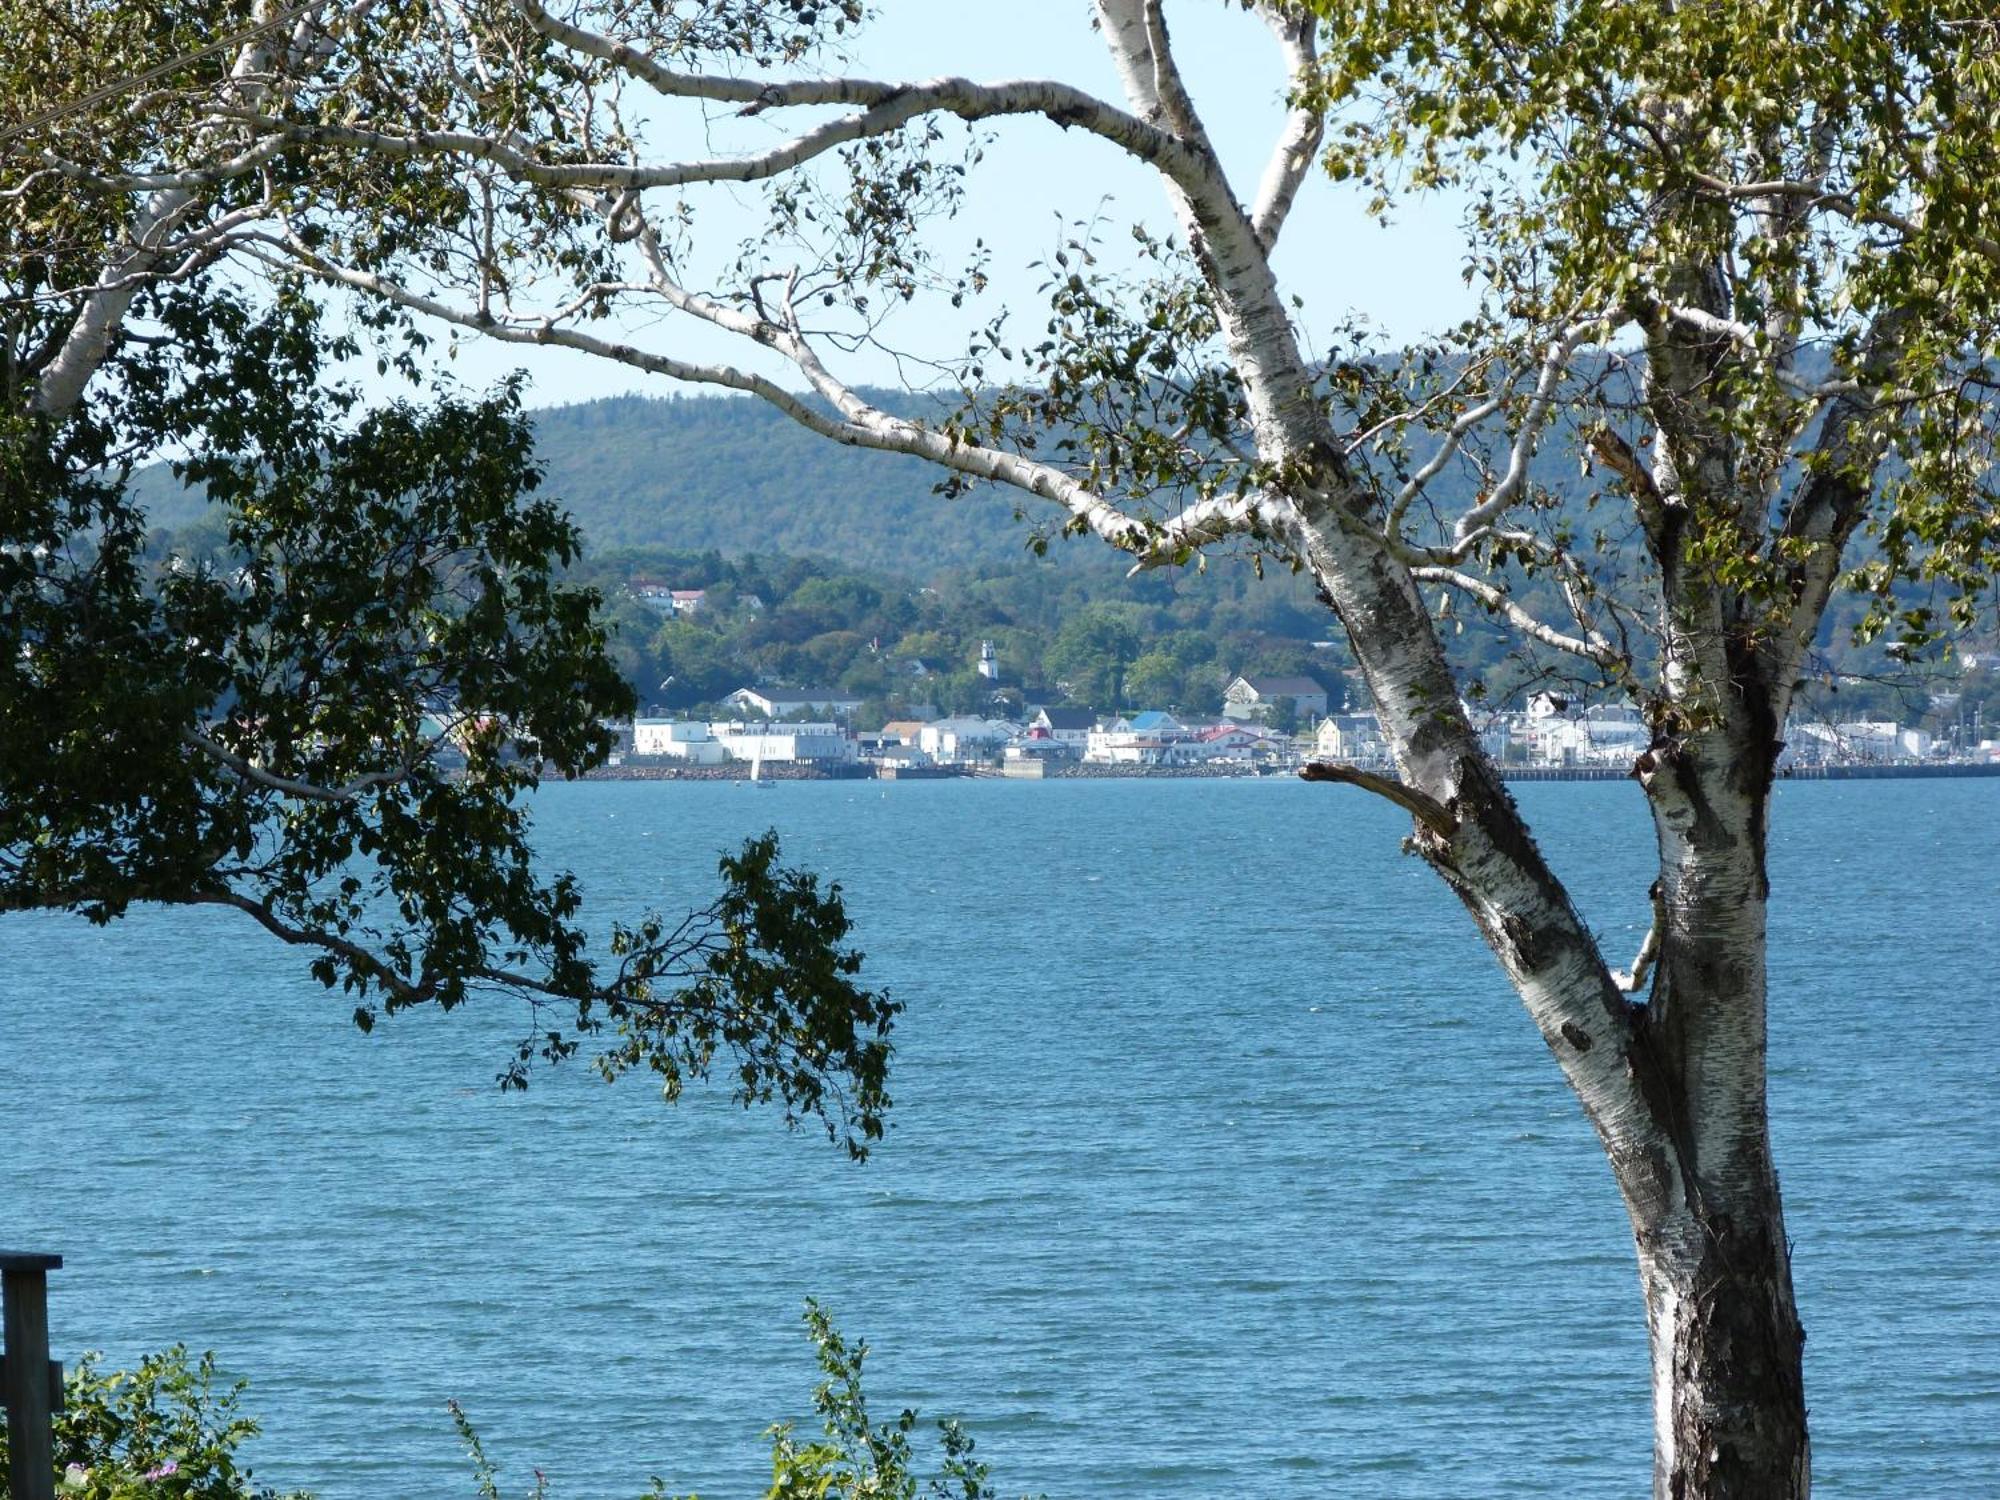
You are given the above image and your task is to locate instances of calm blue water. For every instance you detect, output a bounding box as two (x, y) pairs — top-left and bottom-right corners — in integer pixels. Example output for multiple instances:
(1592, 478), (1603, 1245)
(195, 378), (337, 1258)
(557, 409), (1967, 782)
(3, 779), (1996, 1498)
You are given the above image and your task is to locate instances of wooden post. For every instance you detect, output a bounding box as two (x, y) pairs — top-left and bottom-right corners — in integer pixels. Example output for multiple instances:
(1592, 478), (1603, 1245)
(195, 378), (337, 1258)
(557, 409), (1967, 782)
(1, 1250), (62, 1500)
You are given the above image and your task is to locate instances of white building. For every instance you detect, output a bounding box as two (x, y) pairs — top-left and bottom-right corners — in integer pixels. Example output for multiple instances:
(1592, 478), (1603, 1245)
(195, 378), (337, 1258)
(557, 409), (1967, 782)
(1084, 713), (1200, 765)
(1196, 723), (1291, 764)
(631, 719), (727, 764)
(710, 721), (857, 765)
(1222, 674), (1330, 722)
(1313, 712), (1388, 764)
(918, 717), (1019, 764)
(1084, 731), (1201, 766)
(723, 686), (865, 721)
(1029, 706), (1097, 754)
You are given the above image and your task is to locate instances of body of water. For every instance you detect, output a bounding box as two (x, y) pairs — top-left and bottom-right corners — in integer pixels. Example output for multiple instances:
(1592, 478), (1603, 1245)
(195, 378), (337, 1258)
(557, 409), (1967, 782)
(3, 778), (1995, 1497)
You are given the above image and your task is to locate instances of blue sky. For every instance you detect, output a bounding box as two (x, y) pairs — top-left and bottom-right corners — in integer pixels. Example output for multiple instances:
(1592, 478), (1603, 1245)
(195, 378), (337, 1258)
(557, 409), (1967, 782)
(423, 0), (1472, 410)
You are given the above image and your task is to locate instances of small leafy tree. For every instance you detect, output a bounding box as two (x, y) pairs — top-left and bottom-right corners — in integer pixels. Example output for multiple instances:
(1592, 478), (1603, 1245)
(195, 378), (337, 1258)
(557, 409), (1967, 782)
(4, 118), (896, 1147)
(754, 1303), (1013, 1500)
(443, 1303), (1022, 1500)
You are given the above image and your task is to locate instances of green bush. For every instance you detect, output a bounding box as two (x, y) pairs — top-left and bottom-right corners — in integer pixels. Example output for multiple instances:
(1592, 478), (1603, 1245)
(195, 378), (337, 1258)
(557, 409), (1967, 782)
(454, 1301), (1032, 1500)
(0, 1346), (309, 1500)
(751, 1300), (1020, 1500)
(5, 1311), (1024, 1500)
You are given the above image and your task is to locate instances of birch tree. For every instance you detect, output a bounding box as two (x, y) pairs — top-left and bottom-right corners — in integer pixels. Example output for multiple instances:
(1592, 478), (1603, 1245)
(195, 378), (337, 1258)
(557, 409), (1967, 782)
(18, 0), (2000, 1494)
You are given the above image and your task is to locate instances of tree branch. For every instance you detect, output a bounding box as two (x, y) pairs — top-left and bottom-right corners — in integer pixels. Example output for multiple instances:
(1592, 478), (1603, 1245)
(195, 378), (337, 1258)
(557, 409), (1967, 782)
(1249, 4), (1324, 251)
(1412, 565), (1623, 667)
(1299, 759), (1456, 837)
(181, 728), (424, 803)
(1450, 318), (1599, 546)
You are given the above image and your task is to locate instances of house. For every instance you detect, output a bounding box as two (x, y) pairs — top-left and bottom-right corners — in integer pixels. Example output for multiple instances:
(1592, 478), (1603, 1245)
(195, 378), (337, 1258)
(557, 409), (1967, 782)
(629, 582), (708, 617)
(1518, 711), (1586, 766)
(631, 719), (727, 765)
(1313, 712), (1387, 764)
(1085, 712), (1200, 765)
(1526, 690), (1572, 720)
(630, 578), (676, 613)
(1221, 674), (1330, 722)
(1084, 729), (1200, 766)
(1196, 723), (1291, 764)
(1581, 704), (1647, 759)
(918, 717), (1019, 764)
(1029, 706), (1096, 754)
(723, 686), (865, 720)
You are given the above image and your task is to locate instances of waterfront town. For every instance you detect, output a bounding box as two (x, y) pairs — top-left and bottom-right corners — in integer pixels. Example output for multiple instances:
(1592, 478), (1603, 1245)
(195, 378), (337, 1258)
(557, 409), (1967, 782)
(600, 661), (2000, 780)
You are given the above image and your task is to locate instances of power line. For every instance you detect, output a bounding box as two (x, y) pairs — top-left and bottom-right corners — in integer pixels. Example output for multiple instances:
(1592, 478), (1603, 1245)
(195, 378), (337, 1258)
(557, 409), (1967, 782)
(0, 0), (329, 150)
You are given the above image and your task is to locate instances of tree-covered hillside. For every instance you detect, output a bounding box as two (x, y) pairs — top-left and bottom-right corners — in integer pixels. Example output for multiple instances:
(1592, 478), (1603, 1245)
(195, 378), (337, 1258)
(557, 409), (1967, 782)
(576, 546), (1350, 724)
(130, 389), (1990, 726)
(139, 389), (1127, 575)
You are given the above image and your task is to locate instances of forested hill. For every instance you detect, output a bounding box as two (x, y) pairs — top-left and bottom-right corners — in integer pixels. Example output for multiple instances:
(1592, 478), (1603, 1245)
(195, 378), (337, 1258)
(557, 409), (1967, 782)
(129, 383), (1959, 692)
(139, 389), (1122, 575)
(529, 394), (1117, 572)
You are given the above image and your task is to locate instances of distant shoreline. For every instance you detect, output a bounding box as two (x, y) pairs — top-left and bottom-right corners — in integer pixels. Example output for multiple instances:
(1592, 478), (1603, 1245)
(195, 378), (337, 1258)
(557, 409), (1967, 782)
(578, 760), (2000, 784)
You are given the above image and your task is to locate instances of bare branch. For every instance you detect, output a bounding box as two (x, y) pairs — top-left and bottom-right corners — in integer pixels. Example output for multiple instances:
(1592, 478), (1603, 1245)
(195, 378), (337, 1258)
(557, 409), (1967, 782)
(1585, 424), (1668, 543)
(261, 67), (1204, 195)
(1413, 565), (1624, 667)
(1299, 759), (1456, 838)
(1249, 4), (1324, 251)
(1662, 305), (1876, 407)
(1612, 885), (1665, 994)
(1122, 488), (1306, 574)
(1451, 319), (1599, 545)
(1385, 392), (1505, 544)
(1683, 167), (2000, 265)
(182, 728), (424, 803)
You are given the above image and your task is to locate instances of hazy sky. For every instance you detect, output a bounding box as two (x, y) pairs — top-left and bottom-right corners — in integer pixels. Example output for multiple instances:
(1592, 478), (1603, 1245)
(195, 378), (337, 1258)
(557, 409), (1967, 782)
(426, 0), (1472, 410)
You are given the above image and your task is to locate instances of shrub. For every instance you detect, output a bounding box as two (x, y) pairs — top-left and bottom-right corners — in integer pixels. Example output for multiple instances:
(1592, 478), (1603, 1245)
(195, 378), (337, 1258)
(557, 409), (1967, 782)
(0, 1346), (309, 1500)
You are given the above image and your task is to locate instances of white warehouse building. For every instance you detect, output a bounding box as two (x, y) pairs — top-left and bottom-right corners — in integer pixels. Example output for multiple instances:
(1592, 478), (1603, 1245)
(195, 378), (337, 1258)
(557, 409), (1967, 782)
(711, 722), (858, 765)
(631, 719), (728, 764)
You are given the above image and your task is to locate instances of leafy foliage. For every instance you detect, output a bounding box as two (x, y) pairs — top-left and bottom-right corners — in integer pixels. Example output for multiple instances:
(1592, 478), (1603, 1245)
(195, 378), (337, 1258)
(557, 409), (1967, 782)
(1306, 0), (2000, 660)
(753, 1302), (1019, 1500)
(3, 280), (896, 1153)
(446, 1303), (1025, 1500)
(0, 1346), (309, 1500)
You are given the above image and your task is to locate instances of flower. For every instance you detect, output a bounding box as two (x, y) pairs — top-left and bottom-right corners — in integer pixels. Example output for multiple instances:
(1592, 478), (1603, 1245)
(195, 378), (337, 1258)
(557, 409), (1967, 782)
(142, 1458), (180, 1480)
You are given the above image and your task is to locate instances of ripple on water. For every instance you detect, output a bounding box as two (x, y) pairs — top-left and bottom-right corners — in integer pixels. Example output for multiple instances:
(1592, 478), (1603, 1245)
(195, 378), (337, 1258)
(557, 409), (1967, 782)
(2, 777), (1995, 1498)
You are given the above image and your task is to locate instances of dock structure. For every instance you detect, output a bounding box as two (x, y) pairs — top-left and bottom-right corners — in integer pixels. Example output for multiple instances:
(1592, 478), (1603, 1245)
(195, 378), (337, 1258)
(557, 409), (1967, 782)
(1, 1249), (62, 1500)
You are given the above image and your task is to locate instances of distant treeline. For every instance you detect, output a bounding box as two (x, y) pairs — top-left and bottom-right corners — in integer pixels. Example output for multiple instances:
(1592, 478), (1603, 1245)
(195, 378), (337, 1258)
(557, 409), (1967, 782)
(575, 546), (1351, 725)
(131, 390), (1995, 729)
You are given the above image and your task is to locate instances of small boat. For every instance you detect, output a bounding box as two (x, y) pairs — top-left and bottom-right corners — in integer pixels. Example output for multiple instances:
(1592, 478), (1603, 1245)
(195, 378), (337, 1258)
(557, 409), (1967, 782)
(750, 755), (775, 788)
